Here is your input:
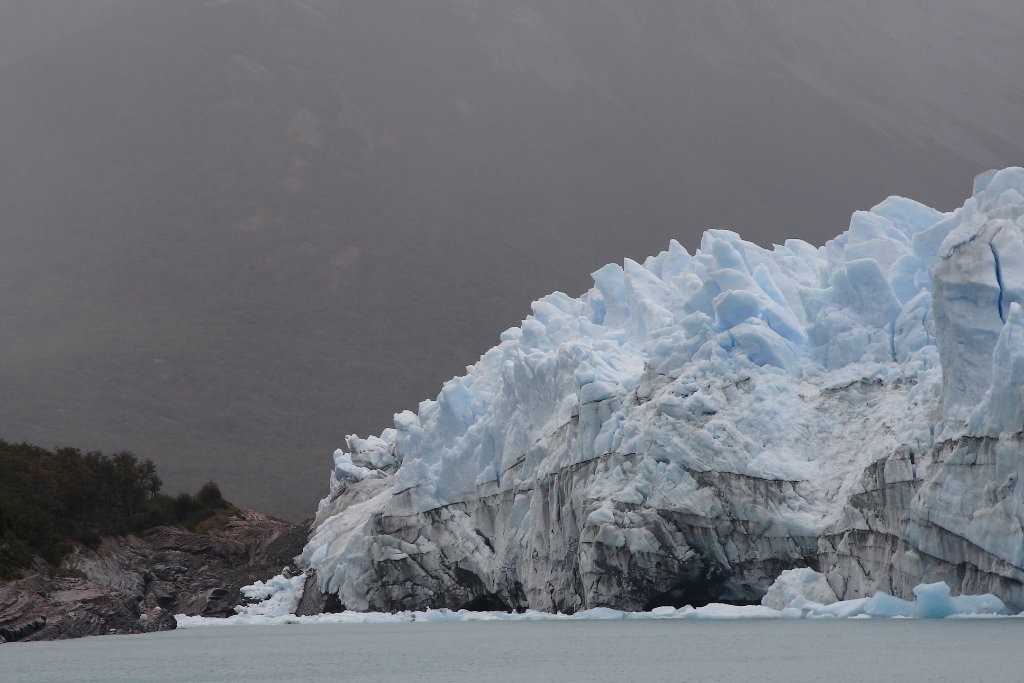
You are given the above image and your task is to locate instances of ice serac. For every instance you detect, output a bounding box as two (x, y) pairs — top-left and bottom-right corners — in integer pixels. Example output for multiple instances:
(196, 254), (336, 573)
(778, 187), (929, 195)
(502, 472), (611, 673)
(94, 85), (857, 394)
(298, 168), (1024, 613)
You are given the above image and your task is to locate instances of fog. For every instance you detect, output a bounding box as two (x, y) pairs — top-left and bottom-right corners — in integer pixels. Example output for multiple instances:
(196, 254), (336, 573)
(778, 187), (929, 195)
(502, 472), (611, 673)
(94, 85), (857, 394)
(1, 0), (1022, 520)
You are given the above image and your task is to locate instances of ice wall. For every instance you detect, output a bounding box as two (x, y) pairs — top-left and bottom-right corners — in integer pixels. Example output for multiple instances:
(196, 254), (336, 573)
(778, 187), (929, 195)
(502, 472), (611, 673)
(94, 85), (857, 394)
(299, 168), (1024, 613)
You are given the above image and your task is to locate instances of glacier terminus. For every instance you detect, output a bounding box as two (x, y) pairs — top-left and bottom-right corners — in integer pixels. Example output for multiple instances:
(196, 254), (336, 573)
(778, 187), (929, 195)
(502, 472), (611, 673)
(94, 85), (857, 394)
(278, 168), (1024, 617)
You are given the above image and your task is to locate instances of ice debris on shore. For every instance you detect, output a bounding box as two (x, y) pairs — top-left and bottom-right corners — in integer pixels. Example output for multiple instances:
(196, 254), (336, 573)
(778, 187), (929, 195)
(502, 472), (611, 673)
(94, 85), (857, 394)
(176, 571), (1009, 627)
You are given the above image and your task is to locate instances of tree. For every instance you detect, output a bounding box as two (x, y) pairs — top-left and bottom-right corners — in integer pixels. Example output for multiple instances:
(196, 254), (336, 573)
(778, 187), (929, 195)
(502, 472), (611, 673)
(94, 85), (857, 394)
(196, 481), (224, 507)
(138, 459), (162, 500)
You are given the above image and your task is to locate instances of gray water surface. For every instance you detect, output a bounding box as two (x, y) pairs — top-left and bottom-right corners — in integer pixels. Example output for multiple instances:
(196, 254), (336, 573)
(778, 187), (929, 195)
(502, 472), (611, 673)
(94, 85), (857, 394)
(4, 620), (1023, 683)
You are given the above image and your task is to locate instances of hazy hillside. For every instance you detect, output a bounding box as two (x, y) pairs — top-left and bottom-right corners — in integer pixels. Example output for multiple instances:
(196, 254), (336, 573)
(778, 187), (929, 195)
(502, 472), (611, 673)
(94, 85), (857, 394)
(0, 0), (122, 65)
(1, 0), (1021, 520)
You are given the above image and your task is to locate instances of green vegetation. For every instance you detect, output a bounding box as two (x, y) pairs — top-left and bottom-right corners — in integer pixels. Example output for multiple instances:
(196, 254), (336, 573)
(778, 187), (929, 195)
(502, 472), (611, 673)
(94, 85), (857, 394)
(0, 439), (233, 579)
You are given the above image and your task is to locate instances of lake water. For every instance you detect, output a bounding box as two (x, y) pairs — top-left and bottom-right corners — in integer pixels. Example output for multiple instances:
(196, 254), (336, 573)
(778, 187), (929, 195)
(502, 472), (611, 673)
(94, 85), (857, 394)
(4, 620), (1024, 682)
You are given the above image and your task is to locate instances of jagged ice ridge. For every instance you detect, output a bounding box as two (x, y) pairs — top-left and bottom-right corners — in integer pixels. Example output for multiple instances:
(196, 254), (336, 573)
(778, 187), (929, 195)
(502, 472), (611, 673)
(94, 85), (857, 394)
(290, 167), (1024, 615)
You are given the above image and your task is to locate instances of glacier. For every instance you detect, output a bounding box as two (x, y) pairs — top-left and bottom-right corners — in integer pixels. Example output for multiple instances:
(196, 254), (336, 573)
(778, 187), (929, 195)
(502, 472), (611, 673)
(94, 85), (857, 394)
(292, 167), (1024, 615)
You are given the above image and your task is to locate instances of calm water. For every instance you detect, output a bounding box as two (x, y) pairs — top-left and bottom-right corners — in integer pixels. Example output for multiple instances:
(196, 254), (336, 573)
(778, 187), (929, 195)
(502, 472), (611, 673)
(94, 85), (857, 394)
(4, 620), (1024, 682)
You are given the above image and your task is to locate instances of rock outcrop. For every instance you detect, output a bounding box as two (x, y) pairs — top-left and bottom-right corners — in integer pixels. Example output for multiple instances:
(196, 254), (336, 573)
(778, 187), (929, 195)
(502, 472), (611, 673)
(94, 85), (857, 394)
(0, 510), (306, 642)
(291, 169), (1024, 614)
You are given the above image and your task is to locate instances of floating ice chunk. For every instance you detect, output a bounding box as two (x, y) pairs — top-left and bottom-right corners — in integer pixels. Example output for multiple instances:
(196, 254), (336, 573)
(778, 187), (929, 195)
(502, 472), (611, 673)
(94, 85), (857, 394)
(804, 597), (870, 619)
(949, 593), (1008, 617)
(568, 607), (630, 620)
(908, 582), (1008, 618)
(912, 582), (956, 619)
(686, 604), (782, 619)
(864, 591), (914, 618)
(761, 568), (838, 610)
(235, 572), (306, 618)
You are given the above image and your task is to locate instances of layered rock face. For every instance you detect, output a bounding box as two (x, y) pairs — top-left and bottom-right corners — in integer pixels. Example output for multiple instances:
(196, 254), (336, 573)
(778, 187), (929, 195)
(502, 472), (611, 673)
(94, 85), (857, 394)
(1, 510), (305, 642)
(300, 168), (1024, 613)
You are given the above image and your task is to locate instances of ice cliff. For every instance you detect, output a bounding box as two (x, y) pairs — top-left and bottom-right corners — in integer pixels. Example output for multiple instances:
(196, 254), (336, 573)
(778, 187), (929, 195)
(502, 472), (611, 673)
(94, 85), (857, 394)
(298, 168), (1024, 613)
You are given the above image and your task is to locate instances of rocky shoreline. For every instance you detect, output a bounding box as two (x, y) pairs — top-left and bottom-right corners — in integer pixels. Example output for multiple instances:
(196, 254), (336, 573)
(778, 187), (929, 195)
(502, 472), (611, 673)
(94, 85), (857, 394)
(0, 510), (306, 643)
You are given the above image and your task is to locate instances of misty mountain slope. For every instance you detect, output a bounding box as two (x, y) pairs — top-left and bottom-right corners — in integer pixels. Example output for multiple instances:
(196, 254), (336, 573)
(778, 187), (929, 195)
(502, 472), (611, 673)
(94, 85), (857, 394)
(0, 0), (1021, 519)
(0, 0), (124, 66)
